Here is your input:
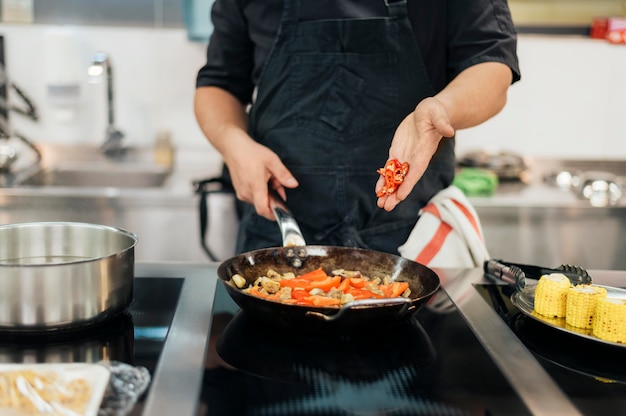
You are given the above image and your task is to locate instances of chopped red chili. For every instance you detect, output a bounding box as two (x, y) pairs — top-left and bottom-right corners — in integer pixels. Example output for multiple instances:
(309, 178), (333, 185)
(376, 158), (409, 197)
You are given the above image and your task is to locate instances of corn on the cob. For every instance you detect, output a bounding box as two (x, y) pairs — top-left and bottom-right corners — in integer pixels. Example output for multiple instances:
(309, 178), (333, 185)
(534, 273), (571, 318)
(565, 284), (607, 329)
(532, 310), (564, 327)
(592, 298), (626, 343)
(565, 322), (592, 336)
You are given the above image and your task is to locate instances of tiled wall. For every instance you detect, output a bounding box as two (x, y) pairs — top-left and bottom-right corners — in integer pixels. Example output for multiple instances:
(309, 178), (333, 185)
(1, 22), (626, 165)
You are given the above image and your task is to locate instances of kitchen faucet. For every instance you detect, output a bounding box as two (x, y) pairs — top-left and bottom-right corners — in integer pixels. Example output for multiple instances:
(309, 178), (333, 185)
(88, 52), (124, 156)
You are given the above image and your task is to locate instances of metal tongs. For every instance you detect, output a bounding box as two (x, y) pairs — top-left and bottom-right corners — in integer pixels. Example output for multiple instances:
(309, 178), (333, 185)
(484, 259), (592, 292)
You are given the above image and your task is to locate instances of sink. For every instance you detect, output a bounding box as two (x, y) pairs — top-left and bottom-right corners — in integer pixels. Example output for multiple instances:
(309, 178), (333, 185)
(12, 143), (173, 188)
(19, 164), (170, 188)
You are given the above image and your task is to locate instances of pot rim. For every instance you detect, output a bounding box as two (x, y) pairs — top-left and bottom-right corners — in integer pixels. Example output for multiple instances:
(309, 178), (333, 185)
(0, 221), (138, 267)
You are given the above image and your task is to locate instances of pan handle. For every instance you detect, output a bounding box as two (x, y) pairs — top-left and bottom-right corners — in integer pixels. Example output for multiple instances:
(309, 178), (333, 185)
(269, 187), (307, 267)
(269, 187), (306, 247)
(272, 204), (307, 248)
(305, 297), (412, 322)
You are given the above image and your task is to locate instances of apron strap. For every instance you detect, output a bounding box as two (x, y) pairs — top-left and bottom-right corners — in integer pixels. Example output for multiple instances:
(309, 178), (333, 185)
(385, 0), (408, 18)
(281, 0), (299, 26)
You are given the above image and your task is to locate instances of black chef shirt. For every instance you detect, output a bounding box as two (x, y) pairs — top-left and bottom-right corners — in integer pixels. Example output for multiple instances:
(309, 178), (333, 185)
(196, 0), (521, 106)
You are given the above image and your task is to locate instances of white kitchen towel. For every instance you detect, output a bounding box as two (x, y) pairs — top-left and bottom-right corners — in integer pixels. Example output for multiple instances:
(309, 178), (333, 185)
(398, 185), (490, 268)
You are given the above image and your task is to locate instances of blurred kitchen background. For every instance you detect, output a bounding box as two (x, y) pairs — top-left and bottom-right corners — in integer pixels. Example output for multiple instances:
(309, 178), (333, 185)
(1, 0), (626, 269)
(0, 0), (625, 158)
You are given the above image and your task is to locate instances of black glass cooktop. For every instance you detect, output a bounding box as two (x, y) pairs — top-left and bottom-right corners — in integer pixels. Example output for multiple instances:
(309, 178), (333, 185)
(199, 285), (531, 416)
(0, 277), (184, 416)
(475, 283), (626, 416)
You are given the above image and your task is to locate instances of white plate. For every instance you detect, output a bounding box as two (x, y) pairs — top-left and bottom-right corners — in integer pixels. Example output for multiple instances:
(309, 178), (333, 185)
(0, 362), (110, 416)
(511, 284), (626, 348)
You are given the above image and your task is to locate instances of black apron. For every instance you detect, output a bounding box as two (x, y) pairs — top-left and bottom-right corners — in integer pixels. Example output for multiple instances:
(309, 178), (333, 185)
(236, 0), (455, 254)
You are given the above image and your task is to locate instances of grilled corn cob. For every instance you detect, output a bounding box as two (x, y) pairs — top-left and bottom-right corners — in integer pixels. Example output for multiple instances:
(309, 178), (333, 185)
(534, 273), (571, 318)
(565, 285), (607, 329)
(531, 310), (564, 327)
(592, 298), (626, 343)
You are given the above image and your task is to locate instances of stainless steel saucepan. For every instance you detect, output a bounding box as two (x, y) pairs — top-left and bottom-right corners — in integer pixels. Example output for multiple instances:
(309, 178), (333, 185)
(0, 221), (137, 331)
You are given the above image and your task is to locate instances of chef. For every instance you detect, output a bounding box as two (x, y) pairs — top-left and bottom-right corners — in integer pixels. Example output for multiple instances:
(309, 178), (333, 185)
(194, 0), (520, 255)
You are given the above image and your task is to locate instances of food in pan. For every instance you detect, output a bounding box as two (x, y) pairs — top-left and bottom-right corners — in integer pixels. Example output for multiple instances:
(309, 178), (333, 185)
(593, 298), (626, 343)
(230, 267), (411, 307)
(0, 369), (91, 415)
(534, 273), (571, 318)
(565, 284), (608, 329)
(376, 158), (409, 197)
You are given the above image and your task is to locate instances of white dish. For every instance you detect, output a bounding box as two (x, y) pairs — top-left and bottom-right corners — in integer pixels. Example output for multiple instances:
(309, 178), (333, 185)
(511, 284), (626, 348)
(0, 362), (110, 416)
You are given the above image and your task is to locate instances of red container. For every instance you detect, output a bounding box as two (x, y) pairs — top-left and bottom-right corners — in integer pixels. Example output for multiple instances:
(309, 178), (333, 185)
(591, 17), (626, 44)
(590, 17), (609, 39)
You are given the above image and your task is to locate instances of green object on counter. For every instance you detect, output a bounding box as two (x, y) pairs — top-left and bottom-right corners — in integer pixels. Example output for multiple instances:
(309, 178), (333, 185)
(453, 167), (499, 196)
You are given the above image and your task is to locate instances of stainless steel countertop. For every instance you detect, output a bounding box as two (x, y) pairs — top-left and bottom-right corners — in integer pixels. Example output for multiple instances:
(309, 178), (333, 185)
(435, 268), (580, 416)
(0, 147), (221, 203)
(139, 261), (626, 416)
(135, 262), (217, 416)
(467, 157), (626, 208)
(2, 152), (624, 208)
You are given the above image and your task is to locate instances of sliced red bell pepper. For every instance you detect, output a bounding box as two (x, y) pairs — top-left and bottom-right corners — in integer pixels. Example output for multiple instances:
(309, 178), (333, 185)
(291, 289), (309, 301)
(306, 275), (341, 292)
(389, 281), (409, 298)
(297, 267), (329, 281)
(345, 287), (383, 300)
(248, 285), (266, 298)
(304, 295), (342, 307)
(280, 278), (310, 289)
(337, 277), (351, 292)
(349, 277), (366, 288)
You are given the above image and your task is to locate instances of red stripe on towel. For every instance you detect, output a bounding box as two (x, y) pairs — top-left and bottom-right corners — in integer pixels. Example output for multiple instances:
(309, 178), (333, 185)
(415, 204), (453, 265)
(451, 198), (482, 241)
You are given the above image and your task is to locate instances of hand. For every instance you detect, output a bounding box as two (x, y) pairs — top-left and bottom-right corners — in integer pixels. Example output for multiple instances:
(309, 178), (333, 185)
(376, 97), (455, 211)
(224, 136), (298, 221)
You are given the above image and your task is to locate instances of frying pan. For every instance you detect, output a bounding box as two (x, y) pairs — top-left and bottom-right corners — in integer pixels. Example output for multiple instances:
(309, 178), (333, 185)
(217, 197), (440, 331)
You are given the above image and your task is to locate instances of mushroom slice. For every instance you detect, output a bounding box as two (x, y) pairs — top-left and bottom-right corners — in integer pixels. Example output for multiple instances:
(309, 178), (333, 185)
(231, 274), (247, 289)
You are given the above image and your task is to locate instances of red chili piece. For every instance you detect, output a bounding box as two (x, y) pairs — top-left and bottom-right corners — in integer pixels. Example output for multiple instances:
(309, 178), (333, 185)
(376, 159), (409, 197)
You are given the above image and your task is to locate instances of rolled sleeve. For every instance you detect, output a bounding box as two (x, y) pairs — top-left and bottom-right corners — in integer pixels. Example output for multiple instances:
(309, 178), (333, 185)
(195, 0), (256, 105)
(446, 0), (521, 84)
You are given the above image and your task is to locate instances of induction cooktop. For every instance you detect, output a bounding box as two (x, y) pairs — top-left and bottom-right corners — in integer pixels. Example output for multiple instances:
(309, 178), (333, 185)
(198, 284), (530, 416)
(474, 283), (626, 416)
(0, 277), (184, 416)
